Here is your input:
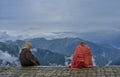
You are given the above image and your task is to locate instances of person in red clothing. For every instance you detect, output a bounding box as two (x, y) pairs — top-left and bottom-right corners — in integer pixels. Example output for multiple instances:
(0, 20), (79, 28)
(69, 42), (93, 70)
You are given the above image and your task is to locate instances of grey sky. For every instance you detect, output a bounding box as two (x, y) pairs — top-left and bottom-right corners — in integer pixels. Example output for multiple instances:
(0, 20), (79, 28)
(0, 0), (120, 36)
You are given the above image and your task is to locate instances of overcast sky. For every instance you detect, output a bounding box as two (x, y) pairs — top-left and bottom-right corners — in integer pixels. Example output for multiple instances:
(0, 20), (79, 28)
(0, 0), (120, 36)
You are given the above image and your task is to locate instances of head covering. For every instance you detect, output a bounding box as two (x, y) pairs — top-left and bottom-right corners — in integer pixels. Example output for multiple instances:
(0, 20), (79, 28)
(24, 41), (32, 49)
(80, 41), (85, 44)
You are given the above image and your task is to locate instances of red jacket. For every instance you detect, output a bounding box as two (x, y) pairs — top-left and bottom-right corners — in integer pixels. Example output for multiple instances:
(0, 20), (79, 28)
(70, 44), (93, 70)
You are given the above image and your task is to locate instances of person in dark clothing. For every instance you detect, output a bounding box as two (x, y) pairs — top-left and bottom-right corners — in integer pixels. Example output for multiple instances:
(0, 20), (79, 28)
(19, 42), (40, 66)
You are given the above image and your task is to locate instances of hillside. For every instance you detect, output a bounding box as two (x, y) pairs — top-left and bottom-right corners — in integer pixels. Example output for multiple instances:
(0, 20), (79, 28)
(110, 57), (120, 65)
(32, 49), (65, 65)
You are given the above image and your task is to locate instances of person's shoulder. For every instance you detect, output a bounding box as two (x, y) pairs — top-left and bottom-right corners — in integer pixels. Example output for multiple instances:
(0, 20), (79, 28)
(84, 44), (90, 49)
(77, 45), (81, 48)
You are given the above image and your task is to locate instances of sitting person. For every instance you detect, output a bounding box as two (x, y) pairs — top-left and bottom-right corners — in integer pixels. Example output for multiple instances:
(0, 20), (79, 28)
(69, 42), (93, 70)
(19, 42), (40, 66)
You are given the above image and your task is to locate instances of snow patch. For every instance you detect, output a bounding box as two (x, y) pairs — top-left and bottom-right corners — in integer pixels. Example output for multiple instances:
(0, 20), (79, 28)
(106, 60), (112, 66)
(92, 56), (96, 66)
(0, 50), (19, 66)
(64, 55), (72, 66)
(101, 52), (106, 57)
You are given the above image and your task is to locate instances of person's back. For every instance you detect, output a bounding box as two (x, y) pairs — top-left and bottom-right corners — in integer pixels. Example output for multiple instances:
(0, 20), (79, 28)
(69, 42), (93, 70)
(79, 44), (93, 68)
(19, 42), (40, 66)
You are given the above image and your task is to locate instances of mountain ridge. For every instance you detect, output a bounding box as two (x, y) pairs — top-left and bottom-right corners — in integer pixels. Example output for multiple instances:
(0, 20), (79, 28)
(0, 37), (120, 66)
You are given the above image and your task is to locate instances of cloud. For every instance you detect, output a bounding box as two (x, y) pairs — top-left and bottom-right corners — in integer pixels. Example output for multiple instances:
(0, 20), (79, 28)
(0, 50), (19, 66)
(0, 0), (120, 36)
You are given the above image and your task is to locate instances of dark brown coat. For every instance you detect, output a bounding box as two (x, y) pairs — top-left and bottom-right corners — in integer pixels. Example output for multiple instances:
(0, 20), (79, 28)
(19, 48), (40, 66)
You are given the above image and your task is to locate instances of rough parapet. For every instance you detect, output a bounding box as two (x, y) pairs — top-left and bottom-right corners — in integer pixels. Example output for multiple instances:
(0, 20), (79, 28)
(0, 66), (120, 77)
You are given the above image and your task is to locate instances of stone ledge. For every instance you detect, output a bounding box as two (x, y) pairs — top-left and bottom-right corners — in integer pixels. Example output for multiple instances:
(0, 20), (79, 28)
(0, 66), (120, 77)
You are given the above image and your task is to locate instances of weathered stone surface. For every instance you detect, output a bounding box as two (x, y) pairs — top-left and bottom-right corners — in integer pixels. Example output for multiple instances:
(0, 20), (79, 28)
(0, 66), (120, 77)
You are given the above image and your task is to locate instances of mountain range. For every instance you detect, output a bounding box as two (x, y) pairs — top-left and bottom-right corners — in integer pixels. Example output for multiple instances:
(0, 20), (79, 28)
(28, 38), (120, 66)
(3, 37), (119, 66)
(0, 41), (65, 66)
(0, 31), (120, 66)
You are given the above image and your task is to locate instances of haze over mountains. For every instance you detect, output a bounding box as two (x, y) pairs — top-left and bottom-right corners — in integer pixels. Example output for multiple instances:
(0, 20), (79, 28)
(1, 30), (120, 48)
